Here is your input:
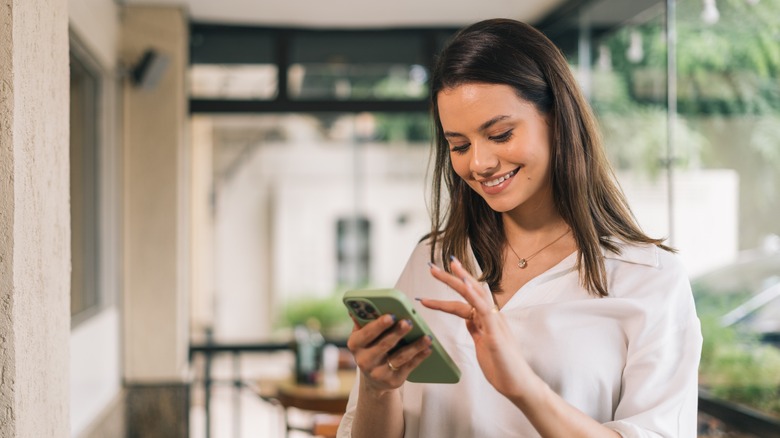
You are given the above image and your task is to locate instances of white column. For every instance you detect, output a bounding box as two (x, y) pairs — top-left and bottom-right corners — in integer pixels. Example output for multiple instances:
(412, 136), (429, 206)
(121, 5), (190, 383)
(0, 0), (71, 436)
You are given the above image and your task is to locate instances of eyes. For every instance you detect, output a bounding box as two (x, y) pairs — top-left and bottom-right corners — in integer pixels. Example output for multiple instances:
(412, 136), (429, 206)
(449, 130), (514, 154)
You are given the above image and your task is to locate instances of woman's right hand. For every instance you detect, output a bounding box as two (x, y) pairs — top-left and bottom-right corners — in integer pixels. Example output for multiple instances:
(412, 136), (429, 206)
(346, 314), (433, 395)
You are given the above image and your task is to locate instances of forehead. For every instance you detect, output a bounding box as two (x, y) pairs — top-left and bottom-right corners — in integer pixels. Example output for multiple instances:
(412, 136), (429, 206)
(437, 83), (540, 129)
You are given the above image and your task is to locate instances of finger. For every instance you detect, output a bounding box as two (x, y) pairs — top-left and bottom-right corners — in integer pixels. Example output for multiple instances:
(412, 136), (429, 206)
(355, 319), (414, 371)
(393, 344), (433, 375)
(428, 261), (472, 295)
(418, 298), (472, 319)
(386, 334), (433, 370)
(460, 279), (503, 333)
(346, 314), (397, 352)
(447, 257), (493, 313)
(436, 257), (493, 311)
(349, 314), (360, 331)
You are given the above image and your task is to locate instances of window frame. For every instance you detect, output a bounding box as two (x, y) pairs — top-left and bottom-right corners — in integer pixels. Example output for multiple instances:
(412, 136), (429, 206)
(69, 31), (121, 328)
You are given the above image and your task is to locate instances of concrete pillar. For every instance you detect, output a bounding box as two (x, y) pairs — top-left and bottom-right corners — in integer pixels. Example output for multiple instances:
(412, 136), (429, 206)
(120, 6), (190, 437)
(190, 116), (216, 339)
(0, 0), (71, 437)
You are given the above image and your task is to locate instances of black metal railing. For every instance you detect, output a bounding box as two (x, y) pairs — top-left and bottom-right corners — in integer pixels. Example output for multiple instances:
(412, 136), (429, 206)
(189, 341), (289, 438)
(189, 340), (780, 438)
(698, 390), (780, 438)
(189, 338), (347, 438)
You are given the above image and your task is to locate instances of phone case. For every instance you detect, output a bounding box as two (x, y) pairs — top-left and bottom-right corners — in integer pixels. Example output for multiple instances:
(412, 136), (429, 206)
(343, 288), (461, 384)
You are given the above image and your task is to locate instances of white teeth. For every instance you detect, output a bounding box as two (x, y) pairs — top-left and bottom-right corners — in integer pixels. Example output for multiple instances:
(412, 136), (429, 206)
(483, 169), (518, 187)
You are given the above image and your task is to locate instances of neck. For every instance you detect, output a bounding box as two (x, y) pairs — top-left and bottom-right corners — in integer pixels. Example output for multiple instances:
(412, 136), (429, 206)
(503, 196), (563, 237)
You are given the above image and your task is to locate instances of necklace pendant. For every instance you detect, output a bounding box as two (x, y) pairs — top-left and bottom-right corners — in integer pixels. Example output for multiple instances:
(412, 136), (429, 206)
(517, 258), (528, 269)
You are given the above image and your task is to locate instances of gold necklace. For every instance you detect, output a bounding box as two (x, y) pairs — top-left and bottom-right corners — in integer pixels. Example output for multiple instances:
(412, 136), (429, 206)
(507, 228), (571, 269)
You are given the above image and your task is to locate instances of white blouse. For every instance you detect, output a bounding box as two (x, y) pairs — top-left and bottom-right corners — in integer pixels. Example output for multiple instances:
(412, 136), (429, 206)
(338, 239), (702, 438)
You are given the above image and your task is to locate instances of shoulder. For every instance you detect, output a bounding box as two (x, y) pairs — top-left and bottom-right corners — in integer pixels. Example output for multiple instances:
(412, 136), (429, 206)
(601, 238), (684, 276)
(405, 235), (449, 266)
(601, 239), (695, 326)
(394, 237), (452, 299)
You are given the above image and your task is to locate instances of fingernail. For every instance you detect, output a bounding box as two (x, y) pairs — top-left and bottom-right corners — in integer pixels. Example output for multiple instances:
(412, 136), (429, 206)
(414, 297), (423, 302)
(404, 319), (413, 328)
(449, 255), (456, 262)
(427, 262), (439, 270)
(427, 335), (433, 342)
(388, 314), (397, 323)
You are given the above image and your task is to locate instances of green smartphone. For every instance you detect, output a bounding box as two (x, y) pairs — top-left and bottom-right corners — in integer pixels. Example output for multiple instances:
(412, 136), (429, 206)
(343, 288), (461, 384)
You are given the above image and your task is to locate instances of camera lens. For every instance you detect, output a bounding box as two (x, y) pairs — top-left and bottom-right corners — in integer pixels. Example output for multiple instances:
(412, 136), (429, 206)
(364, 305), (375, 314)
(357, 311), (368, 319)
(349, 301), (360, 309)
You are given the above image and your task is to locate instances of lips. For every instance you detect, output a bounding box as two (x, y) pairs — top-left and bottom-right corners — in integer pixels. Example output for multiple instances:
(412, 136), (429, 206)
(481, 168), (519, 187)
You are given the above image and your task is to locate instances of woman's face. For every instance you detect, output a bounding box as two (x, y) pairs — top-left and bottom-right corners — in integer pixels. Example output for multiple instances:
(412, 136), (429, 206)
(437, 83), (553, 214)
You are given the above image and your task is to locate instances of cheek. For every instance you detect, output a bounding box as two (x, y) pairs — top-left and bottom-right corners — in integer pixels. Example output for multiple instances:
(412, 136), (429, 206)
(449, 153), (471, 179)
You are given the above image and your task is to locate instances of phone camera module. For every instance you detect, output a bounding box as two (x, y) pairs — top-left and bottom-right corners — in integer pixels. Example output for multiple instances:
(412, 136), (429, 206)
(348, 301), (360, 309)
(364, 304), (375, 314)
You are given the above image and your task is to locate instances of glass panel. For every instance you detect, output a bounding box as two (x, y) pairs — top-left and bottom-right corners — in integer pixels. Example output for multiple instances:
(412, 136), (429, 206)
(70, 53), (101, 318)
(336, 216), (371, 287)
(288, 31), (429, 100)
(676, 0), (780, 420)
(288, 63), (428, 100)
(190, 26), (275, 65)
(573, 0), (780, 422)
(584, 7), (676, 255)
(190, 64), (278, 99)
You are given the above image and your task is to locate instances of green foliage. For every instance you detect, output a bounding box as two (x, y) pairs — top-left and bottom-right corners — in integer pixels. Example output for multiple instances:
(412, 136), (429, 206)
(374, 113), (432, 143)
(694, 283), (780, 417)
(597, 103), (707, 176)
(699, 315), (780, 416)
(599, 0), (780, 115)
(277, 292), (353, 337)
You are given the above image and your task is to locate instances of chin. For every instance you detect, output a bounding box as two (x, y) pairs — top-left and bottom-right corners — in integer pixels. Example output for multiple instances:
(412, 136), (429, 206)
(482, 199), (519, 213)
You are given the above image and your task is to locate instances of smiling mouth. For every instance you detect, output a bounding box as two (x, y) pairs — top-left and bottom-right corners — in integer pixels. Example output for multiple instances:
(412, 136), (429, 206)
(482, 168), (519, 187)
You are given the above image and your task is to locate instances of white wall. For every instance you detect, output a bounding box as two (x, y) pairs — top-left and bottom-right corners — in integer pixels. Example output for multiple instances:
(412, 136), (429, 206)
(68, 0), (119, 69)
(212, 137), (430, 341)
(620, 169), (740, 276)
(69, 309), (122, 436)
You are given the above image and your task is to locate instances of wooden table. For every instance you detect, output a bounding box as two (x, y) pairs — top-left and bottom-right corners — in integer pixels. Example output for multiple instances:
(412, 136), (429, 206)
(253, 370), (356, 436)
(274, 370), (356, 413)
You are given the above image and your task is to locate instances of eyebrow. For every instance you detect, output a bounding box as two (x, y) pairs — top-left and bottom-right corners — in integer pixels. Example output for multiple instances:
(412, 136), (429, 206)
(443, 115), (512, 138)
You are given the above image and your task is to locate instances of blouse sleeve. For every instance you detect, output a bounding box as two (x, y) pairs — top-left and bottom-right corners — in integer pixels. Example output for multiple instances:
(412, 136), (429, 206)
(335, 370), (361, 438)
(336, 242), (429, 438)
(603, 250), (703, 437)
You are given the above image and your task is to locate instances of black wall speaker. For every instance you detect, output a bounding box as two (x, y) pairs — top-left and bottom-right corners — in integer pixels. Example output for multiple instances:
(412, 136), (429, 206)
(131, 49), (170, 90)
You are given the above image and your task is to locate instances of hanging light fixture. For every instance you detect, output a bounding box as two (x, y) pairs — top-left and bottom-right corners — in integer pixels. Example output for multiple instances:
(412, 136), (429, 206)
(701, 0), (720, 24)
(626, 29), (644, 63)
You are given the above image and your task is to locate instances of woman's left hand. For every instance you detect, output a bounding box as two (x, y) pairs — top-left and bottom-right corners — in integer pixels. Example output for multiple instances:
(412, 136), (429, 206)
(420, 256), (531, 400)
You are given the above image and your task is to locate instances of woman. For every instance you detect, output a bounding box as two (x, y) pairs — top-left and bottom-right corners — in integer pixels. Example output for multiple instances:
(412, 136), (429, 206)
(338, 19), (701, 438)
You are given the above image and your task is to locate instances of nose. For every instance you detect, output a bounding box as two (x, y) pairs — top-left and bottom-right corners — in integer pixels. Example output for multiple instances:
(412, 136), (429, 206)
(470, 141), (499, 177)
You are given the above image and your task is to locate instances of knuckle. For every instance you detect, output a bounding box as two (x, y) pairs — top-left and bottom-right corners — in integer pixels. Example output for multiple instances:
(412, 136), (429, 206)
(369, 368), (385, 382)
(354, 355), (372, 371)
(378, 336), (397, 351)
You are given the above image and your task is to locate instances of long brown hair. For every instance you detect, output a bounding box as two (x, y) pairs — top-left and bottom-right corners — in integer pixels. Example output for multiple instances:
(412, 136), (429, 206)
(427, 19), (671, 297)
